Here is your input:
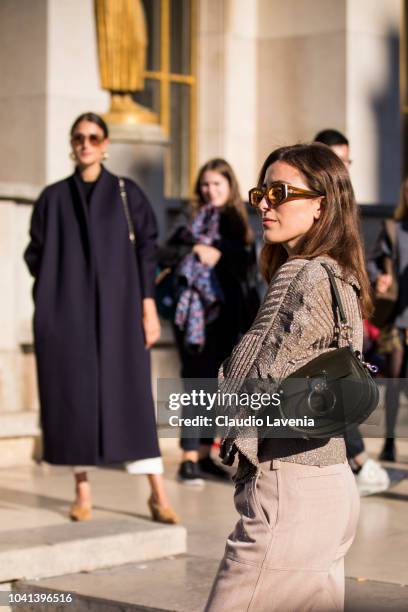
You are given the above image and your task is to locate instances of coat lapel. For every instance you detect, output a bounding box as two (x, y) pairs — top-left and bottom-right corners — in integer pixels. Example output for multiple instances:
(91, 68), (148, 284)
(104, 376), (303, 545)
(88, 166), (119, 227)
(71, 169), (89, 219)
(68, 172), (91, 254)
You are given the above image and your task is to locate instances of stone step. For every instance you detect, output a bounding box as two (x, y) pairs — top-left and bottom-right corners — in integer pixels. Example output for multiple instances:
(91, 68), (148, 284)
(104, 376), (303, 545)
(13, 555), (408, 612)
(13, 557), (408, 612)
(0, 411), (41, 467)
(14, 556), (216, 612)
(0, 519), (186, 583)
(0, 411), (39, 438)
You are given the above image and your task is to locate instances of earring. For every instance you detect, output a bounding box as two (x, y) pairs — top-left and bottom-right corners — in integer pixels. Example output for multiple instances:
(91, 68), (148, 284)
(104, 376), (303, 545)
(102, 151), (109, 160)
(69, 152), (76, 160)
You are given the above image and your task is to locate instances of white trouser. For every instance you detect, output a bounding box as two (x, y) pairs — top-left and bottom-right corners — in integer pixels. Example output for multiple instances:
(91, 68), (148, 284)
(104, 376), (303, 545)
(72, 456), (163, 475)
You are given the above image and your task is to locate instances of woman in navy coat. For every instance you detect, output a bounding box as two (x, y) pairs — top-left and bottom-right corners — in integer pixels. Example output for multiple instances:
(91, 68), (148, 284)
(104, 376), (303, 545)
(24, 112), (178, 524)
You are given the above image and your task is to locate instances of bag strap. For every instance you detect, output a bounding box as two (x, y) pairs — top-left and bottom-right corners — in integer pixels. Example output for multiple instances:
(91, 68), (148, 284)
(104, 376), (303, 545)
(320, 262), (353, 348)
(383, 219), (397, 276)
(384, 218), (397, 256)
(118, 177), (136, 245)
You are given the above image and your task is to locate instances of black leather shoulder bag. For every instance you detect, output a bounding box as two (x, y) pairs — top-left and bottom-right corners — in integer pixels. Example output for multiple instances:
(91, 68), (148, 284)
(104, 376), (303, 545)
(278, 263), (379, 438)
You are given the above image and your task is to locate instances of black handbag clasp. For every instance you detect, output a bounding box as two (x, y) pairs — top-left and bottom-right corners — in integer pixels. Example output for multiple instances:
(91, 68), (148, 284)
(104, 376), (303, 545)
(306, 373), (336, 416)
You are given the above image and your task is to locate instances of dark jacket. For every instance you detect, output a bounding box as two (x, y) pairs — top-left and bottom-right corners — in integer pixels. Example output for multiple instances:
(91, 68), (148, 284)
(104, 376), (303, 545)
(160, 206), (260, 375)
(24, 166), (160, 465)
(368, 219), (408, 328)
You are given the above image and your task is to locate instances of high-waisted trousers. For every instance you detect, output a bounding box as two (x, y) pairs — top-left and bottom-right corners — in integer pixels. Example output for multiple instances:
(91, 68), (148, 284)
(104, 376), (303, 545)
(205, 459), (360, 612)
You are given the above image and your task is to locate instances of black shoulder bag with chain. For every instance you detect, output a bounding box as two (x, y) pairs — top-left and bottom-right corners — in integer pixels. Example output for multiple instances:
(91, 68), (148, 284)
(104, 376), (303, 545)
(118, 177), (136, 245)
(118, 177), (176, 320)
(278, 263), (379, 438)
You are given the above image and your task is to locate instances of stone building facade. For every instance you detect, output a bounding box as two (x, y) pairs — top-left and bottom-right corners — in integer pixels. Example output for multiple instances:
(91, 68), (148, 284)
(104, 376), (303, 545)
(0, 0), (402, 465)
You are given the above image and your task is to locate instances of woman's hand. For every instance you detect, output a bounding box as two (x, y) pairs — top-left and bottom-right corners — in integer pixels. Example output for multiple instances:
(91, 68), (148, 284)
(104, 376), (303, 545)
(376, 273), (393, 295)
(193, 244), (221, 268)
(143, 298), (161, 349)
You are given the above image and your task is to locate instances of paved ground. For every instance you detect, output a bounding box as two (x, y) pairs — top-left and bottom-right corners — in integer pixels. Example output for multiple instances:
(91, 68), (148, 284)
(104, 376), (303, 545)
(0, 437), (407, 610)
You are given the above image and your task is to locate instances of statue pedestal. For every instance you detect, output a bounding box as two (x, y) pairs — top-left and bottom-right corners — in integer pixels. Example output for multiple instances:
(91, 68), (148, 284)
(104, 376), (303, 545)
(105, 123), (169, 237)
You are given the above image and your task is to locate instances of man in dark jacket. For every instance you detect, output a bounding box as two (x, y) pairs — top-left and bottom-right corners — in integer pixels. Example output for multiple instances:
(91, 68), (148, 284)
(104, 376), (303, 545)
(314, 128), (390, 496)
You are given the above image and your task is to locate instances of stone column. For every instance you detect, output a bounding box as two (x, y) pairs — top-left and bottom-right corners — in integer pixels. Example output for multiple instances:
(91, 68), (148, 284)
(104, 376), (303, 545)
(45, 0), (108, 183)
(256, 0), (347, 162)
(0, 202), (20, 413)
(104, 124), (168, 236)
(0, 202), (40, 466)
(255, 0), (400, 205)
(197, 0), (258, 193)
(0, 0), (47, 188)
(0, 0), (108, 189)
(346, 0), (401, 204)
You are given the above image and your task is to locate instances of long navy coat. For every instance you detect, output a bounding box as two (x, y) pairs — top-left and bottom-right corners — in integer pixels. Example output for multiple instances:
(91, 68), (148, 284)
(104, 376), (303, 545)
(24, 166), (161, 465)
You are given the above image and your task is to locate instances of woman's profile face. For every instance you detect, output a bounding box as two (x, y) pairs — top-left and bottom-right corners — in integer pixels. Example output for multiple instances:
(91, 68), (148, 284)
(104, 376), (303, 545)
(260, 161), (322, 252)
(199, 170), (231, 207)
(70, 120), (108, 168)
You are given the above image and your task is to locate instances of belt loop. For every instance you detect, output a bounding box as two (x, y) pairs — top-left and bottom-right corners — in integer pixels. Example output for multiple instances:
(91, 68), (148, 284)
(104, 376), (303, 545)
(271, 459), (281, 470)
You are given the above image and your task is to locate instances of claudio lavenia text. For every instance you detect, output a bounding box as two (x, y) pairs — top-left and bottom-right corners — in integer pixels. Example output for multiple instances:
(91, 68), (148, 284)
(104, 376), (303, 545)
(168, 415), (315, 428)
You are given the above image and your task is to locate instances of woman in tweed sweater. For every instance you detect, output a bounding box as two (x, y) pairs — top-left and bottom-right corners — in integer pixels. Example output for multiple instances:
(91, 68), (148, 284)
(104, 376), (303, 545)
(205, 144), (373, 612)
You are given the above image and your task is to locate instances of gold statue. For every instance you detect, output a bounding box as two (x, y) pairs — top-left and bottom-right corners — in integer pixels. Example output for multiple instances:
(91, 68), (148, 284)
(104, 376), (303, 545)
(94, 0), (157, 125)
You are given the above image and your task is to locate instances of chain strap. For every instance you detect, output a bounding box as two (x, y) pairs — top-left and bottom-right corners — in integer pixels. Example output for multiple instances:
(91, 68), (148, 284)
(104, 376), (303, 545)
(118, 177), (136, 245)
(320, 263), (353, 348)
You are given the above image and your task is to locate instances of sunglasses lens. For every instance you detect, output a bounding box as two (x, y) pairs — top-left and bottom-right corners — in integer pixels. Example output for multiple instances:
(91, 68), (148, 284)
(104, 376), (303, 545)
(89, 134), (102, 145)
(72, 134), (103, 146)
(72, 134), (84, 146)
(268, 186), (284, 207)
(249, 189), (264, 207)
(249, 184), (289, 207)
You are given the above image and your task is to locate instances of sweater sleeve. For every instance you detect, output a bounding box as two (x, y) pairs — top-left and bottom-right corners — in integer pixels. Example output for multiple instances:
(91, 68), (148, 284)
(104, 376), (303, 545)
(248, 268), (361, 397)
(255, 275), (337, 384)
(218, 259), (317, 463)
(219, 259), (361, 465)
(218, 259), (313, 386)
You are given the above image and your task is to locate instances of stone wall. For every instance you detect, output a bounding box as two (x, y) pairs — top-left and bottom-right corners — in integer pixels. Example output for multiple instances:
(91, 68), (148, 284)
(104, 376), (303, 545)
(0, 201), (40, 465)
(197, 0), (401, 204)
(0, 0), (402, 466)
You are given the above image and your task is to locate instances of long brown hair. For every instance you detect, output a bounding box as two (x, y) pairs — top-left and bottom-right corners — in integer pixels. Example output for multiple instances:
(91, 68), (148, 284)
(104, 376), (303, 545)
(258, 143), (372, 317)
(394, 176), (408, 221)
(192, 158), (254, 244)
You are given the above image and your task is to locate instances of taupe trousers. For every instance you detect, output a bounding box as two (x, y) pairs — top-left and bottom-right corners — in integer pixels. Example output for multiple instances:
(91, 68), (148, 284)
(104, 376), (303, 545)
(205, 460), (360, 612)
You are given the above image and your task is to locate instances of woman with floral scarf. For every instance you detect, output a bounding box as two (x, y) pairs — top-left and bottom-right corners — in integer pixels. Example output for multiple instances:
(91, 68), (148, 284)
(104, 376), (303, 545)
(160, 158), (260, 484)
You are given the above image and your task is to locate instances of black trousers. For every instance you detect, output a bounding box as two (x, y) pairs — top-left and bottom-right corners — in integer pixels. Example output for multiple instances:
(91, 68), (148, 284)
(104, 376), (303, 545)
(173, 319), (236, 452)
(344, 425), (365, 460)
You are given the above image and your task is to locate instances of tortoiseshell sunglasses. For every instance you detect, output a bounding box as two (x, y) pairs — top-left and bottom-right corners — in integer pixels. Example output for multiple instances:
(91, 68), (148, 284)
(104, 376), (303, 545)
(249, 181), (323, 209)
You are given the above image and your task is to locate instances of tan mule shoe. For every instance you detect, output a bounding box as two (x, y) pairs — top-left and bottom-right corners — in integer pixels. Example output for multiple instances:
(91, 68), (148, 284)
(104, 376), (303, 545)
(69, 503), (92, 521)
(148, 496), (179, 524)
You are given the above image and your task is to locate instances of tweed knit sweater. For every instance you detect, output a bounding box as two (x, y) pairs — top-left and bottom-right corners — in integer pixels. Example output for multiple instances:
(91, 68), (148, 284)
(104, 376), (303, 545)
(218, 255), (363, 475)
